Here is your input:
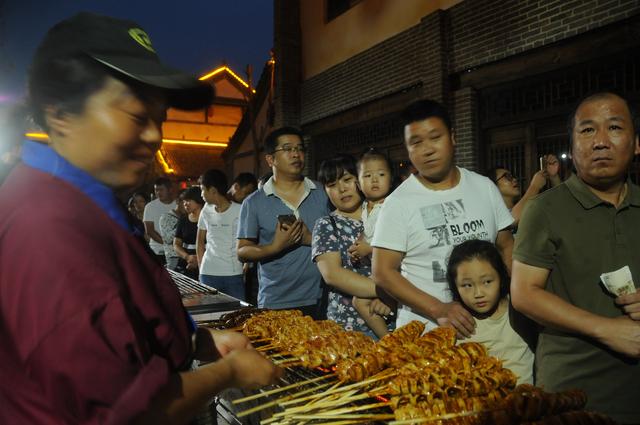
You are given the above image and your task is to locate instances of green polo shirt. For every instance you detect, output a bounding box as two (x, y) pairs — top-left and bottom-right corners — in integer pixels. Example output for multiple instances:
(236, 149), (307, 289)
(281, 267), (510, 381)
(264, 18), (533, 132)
(514, 174), (640, 424)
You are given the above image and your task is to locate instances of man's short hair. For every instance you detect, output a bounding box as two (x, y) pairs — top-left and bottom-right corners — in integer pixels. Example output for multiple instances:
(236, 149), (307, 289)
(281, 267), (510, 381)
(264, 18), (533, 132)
(200, 169), (228, 194)
(232, 172), (258, 189)
(182, 186), (205, 206)
(154, 177), (172, 189)
(400, 99), (453, 134)
(567, 91), (639, 146)
(264, 127), (304, 154)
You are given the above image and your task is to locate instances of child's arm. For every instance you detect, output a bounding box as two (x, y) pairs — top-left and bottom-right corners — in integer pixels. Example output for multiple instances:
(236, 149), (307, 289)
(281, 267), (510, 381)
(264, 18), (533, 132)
(352, 296), (391, 338)
(347, 236), (373, 262)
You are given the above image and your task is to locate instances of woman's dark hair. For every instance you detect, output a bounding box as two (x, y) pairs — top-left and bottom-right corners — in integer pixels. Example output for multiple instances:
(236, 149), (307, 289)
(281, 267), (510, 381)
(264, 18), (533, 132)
(127, 191), (148, 209)
(182, 186), (205, 206)
(199, 168), (228, 194)
(484, 166), (507, 185)
(317, 154), (358, 186)
(28, 54), (116, 132)
(317, 154), (362, 211)
(446, 239), (510, 305)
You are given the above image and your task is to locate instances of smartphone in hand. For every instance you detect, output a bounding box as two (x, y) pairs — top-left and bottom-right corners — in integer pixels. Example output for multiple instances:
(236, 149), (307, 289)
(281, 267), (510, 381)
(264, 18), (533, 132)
(277, 214), (296, 226)
(539, 156), (547, 171)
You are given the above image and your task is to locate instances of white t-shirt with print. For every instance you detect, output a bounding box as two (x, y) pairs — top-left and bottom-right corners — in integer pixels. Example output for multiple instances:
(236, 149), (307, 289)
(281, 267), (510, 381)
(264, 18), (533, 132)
(372, 167), (513, 328)
(198, 202), (243, 276)
(143, 198), (177, 255)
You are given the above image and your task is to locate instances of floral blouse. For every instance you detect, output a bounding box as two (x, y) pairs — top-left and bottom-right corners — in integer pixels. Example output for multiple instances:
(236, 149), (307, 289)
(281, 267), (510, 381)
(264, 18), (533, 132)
(311, 213), (374, 336)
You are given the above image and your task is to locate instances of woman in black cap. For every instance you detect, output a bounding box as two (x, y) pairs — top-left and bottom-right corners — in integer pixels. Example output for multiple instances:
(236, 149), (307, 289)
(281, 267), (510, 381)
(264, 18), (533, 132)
(0, 12), (281, 424)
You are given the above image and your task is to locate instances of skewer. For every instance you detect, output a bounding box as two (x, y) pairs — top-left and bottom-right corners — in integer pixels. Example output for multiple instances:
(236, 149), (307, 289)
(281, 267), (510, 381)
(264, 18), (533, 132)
(310, 420), (381, 425)
(289, 401), (389, 418)
(232, 374), (337, 404)
(236, 381), (334, 418)
(279, 369), (396, 407)
(256, 344), (278, 352)
(251, 337), (272, 343)
(273, 358), (302, 366)
(387, 408), (496, 425)
(291, 413), (394, 421)
(275, 389), (360, 416)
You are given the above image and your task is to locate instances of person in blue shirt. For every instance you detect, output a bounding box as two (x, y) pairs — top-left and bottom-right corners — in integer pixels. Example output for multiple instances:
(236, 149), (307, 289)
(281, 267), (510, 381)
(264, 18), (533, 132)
(237, 127), (330, 318)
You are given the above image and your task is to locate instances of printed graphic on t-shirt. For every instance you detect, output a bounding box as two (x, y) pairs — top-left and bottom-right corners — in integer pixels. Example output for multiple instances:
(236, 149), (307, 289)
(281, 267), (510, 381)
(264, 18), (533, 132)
(420, 199), (490, 282)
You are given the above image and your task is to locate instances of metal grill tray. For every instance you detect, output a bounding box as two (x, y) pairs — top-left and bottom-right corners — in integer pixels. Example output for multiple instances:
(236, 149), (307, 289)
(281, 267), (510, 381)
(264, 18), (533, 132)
(168, 269), (242, 314)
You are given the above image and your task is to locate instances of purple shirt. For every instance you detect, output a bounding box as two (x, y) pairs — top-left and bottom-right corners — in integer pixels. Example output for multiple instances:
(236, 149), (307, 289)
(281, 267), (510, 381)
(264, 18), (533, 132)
(0, 162), (192, 424)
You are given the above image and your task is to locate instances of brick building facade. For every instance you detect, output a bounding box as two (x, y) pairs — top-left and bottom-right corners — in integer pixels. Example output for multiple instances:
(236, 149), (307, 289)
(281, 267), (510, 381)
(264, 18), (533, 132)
(269, 0), (640, 184)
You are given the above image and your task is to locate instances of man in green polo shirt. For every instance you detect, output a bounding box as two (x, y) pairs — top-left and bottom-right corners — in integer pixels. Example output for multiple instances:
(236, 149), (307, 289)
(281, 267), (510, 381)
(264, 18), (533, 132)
(512, 91), (640, 424)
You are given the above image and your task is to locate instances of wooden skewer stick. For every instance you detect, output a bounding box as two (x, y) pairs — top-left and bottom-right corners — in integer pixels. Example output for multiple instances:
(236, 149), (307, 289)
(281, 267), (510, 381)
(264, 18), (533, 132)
(236, 381), (334, 418)
(256, 344), (278, 352)
(273, 357), (302, 366)
(279, 369), (396, 407)
(310, 420), (385, 425)
(387, 408), (500, 425)
(232, 374), (337, 404)
(275, 389), (360, 416)
(290, 401), (389, 418)
(291, 412), (394, 421)
(251, 337), (273, 343)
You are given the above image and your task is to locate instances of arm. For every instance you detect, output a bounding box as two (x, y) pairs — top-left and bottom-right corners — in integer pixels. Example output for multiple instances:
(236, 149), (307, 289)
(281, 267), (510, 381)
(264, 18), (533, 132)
(134, 329), (282, 425)
(144, 221), (163, 244)
(372, 247), (475, 337)
(315, 252), (377, 298)
(352, 297), (391, 338)
(196, 229), (206, 268)
(173, 237), (189, 261)
(510, 171), (547, 224)
(495, 229), (514, 275)
(236, 221), (303, 262)
(511, 260), (640, 357)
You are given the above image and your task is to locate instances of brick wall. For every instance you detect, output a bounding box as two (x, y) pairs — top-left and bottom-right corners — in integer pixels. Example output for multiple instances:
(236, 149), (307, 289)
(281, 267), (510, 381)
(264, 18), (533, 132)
(300, 11), (449, 125)
(449, 0), (640, 73)
(273, 0), (302, 127)
(299, 0), (640, 127)
(452, 87), (479, 170)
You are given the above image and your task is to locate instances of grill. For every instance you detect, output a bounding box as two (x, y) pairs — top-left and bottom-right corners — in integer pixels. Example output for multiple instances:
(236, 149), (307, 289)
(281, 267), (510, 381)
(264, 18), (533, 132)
(168, 269), (244, 316)
(216, 358), (348, 425)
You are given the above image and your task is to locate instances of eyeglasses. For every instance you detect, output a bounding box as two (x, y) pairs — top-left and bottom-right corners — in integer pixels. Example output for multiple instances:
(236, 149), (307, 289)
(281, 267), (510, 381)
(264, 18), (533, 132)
(273, 145), (306, 154)
(496, 172), (516, 182)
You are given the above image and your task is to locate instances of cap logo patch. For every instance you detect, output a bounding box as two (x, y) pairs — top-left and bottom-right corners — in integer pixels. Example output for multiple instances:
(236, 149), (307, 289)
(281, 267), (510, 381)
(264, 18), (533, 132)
(128, 28), (155, 52)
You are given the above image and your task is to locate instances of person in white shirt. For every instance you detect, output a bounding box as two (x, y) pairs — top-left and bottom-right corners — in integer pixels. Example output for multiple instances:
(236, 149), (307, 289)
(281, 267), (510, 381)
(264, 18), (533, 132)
(197, 169), (244, 300)
(372, 99), (514, 337)
(143, 177), (176, 264)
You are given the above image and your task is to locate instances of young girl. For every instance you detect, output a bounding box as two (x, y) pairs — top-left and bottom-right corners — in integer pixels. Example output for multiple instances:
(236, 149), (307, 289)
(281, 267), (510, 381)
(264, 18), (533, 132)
(349, 148), (396, 337)
(446, 239), (535, 384)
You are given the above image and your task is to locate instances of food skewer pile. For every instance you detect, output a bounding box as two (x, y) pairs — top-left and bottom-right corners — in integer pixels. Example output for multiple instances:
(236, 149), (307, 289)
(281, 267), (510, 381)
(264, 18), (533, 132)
(219, 310), (616, 425)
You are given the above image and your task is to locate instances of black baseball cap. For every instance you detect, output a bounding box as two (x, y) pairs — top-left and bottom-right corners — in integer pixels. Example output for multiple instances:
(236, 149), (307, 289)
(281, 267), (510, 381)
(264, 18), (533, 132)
(32, 12), (213, 110)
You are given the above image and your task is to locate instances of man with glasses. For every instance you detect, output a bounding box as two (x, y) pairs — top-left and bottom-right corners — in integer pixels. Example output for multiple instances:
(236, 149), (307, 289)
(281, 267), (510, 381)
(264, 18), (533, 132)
(237, 127), (329, 318)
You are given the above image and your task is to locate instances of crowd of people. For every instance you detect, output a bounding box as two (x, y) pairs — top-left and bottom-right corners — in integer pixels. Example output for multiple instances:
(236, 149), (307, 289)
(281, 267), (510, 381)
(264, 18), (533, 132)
(1, 10), (639, 425)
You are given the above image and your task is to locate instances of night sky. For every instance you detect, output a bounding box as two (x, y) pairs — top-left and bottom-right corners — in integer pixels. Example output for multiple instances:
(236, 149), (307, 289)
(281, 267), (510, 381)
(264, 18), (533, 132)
(0, 0), (274, 103)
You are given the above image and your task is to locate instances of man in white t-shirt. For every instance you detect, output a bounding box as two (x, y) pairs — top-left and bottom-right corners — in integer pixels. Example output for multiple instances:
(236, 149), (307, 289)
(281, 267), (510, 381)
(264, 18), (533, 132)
(372, 99), (514, 336)
(143, 177), (177, 264)
(196, 169), (245, 300)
